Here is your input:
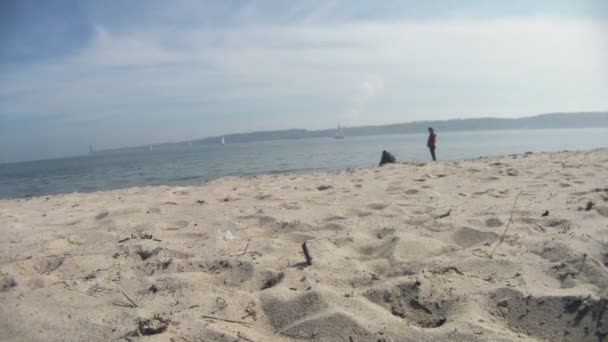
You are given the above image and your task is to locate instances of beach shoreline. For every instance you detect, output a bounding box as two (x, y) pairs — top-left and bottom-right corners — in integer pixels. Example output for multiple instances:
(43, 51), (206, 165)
(3, 127), (608, 201)
(1, 149), (607, 341)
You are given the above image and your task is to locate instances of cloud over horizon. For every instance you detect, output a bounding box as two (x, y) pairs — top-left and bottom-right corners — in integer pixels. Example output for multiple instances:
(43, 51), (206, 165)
(1, 0), (607, 162)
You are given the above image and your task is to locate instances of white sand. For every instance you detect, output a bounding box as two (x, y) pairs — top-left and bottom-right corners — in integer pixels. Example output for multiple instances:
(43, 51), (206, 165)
(1, 149), (607, 341)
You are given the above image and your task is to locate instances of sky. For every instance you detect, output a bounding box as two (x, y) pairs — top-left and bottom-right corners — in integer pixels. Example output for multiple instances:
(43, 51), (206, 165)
(1, 0), (607, 163)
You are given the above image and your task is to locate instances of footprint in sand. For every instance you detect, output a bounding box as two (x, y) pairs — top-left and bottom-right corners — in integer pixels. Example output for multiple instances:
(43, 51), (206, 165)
(364, 279), (451, 328)
(167, 258), (255, 287)
(239, 215), (277, 228)
(94, 211), (109, 220)
(262, 291), (326, 331)
(262, 290), (373, 339)
(451, 227), (498, 248)
(596, 206), (608, 217)
(470, 217), (504, 228)
(324, 216), (348, 222)
(486, 287), (607, 341)
(530, 240), (577, 262)
(322, 222), (346, 231)
(482, 176), (501, 181)
(368, 203), (390, 210)
(374, 227), (396, 239)
(484, 218), (504, 228)
(385, 186), (402, 194)
(280, 202), (301, 210)
(349, 209), (372, 217)
(160, 220), (189, 231)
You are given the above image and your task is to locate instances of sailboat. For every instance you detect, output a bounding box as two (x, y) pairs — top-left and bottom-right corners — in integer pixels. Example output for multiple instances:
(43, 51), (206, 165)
(221, 136), (225, 145)
(334, 124), (345, 139)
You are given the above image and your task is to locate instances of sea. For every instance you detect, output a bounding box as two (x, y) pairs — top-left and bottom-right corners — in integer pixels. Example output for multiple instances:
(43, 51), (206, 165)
(1, 128), (607, 199)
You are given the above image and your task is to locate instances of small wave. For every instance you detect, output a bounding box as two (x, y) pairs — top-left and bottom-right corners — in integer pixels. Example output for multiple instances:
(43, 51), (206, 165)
(79, 186), (100, 192)
(171, 175), (201, 182)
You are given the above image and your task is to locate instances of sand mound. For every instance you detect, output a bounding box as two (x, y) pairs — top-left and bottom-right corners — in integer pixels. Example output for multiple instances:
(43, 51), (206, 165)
(487, 288), (607, 341)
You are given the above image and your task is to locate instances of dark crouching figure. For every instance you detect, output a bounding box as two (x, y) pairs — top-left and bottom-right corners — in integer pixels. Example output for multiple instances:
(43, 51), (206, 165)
(379, 150), (396, 166)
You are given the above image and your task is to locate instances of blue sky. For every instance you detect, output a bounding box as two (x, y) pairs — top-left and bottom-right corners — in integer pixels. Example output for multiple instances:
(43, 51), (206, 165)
(1, 0), (607, 162)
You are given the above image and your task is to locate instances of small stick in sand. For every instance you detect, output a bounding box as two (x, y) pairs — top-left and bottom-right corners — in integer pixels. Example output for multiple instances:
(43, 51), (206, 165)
(302, 242), (313, 266)
(577, 253), (587, 274)
(237, 242), (250, 256)
(489, 191), (523, 258)
(201, 315), (253, 327)
(121, 290), (138, 308)
(435, 209), (452, 219)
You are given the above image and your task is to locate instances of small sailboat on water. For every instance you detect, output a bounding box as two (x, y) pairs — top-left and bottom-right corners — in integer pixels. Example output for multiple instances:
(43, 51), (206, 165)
(221, 136), (225, 145)
(334, 124), (345, 139)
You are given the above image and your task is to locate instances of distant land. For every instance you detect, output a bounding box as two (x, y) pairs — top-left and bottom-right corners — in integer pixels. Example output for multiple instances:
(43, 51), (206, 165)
(94, 111), (608, 154)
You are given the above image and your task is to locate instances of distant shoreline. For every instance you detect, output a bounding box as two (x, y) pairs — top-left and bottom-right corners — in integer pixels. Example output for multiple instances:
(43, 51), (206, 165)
(94, 111), (608, 155)
(2, 112), (606, 164)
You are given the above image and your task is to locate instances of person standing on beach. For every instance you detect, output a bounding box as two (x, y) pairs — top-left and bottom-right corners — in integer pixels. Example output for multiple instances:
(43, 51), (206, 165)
(427, 127), (437, 161)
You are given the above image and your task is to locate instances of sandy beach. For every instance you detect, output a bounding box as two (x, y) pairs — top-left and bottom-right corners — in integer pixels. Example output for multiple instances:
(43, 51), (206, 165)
(1, 149), (607, 341)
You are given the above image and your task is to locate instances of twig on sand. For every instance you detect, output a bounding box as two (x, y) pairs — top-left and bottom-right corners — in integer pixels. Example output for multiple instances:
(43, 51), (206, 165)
(201, 315), (253, 327)
(577, 253), (587, 274)
(532, 223), (546, 232)
(435, 209), (452, 219)
(121, 290), (138, 308)
(302, 242), (313, 266)
(489, 191), (523, 258)
(236, 243), (250, 256)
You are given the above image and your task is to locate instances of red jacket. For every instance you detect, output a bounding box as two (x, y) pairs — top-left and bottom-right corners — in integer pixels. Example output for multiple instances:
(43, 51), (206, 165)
(427, 133), (436, 148)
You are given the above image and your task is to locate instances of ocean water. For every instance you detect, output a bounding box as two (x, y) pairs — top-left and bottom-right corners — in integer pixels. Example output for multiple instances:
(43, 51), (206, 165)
(1, 128), (606, 199)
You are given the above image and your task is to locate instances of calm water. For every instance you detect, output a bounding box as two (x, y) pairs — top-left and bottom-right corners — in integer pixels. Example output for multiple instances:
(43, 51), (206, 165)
(1, 128), (606, 199)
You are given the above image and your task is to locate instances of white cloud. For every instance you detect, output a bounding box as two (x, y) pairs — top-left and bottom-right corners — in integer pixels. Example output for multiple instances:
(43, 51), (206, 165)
(72, 27), (190, 67)
(1, 16), (607, 160)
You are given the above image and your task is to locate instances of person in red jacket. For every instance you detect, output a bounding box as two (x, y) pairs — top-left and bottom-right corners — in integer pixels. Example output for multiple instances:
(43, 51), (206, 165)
(427, 127), (437, 161)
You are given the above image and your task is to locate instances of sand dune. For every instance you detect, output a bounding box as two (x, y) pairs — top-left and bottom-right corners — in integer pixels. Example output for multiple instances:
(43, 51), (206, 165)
(1, 149), (607, 341)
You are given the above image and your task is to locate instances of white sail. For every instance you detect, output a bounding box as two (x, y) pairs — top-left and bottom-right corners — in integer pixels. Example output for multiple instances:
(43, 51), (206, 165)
(335, 124), (345, 139)
(221, 136), (225, 145)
